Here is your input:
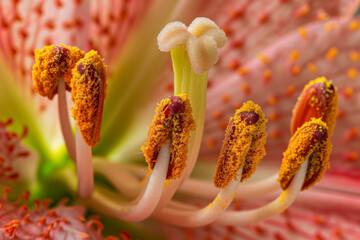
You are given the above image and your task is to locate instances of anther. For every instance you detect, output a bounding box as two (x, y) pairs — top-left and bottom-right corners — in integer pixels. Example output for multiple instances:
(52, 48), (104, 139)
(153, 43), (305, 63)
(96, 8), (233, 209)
(32, 44), (84, 99)
(278, 119), (331, 190)
(70, 50), (107, 147)
(157, 17), (227, 74)
(291, 77), (338, 136)
(213, 101), (267, 188)
(142, 94), (195, 179)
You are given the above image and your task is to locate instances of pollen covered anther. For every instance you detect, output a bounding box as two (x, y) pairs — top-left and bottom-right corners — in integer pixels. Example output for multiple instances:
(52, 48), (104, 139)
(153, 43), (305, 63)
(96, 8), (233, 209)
(278, 119), (331, 190)
(157, 17), (227, 74)
(291, 77), (338, 136)
(142, 94), (195, 179)
(213, 101), (267, 188)
(32, 44), (85, 99)
(71, 50), (107, 147)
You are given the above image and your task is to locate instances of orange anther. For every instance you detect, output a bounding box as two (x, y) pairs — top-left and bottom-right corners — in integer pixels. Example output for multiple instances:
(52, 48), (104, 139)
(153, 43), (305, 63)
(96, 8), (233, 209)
(291, 77), (338, 136)
(71, 50), (107, 147)
(214, 101), (267, 188)
(142, 94), (195, 179)
(278, 119), (331, 190)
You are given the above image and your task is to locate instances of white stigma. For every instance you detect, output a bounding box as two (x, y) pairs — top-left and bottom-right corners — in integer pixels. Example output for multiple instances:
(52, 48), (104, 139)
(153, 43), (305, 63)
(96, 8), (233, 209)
(157, 17), (227, 74)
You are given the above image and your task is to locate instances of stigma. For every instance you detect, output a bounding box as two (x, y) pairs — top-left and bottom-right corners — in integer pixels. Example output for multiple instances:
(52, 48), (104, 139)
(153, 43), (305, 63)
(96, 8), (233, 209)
(142, 94), (195, 179)
(278, 118), (331, 190)
(32, 44), (84, 99)
(157, 17), (227, 74)
(71, 50), (107, 147)
(213, 101), (267, 188)
(291, 77), (338, 136)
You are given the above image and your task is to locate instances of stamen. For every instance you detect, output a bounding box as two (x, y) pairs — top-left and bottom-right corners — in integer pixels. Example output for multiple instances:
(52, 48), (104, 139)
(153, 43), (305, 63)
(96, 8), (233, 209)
(32, 44), (84, 160)
(142, 94), (195, 179)
(291, 77), (338, 136)
(71, 50), (107, 147)
(32, 44), (84, 99)
(158, 17), (226, 74)
(278, 118), (331, 190)
(214, 101), (267, 188)
(90, 142), (171, 222)
(155, 102), (267, 227)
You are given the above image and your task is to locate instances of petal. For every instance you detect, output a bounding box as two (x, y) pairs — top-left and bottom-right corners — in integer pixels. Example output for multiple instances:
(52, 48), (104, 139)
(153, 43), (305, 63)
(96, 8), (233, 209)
(201, 17), (360, 179)
(161, 188), (360, 239)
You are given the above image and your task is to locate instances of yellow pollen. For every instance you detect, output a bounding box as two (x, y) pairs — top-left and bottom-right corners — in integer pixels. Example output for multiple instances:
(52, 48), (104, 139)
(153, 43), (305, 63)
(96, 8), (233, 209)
(297, 27), (307, 39)
(349, 20), (359, 31)
(32, 44), (84, 99)
(278, 119), (332, 190)
(237, 67), (248, 76)
(70, 50), (107, 147)
(307, 62), (318, 74)
(347, 68), (358, 79)
(289, 50), (299, 62)
(350, 51), (360, 62)
(326, 47), (338, 61)
(213, 101), (267, 188)
(257, 53), (269, 64)
(142, 94), (195, 180)
(291, 65), (301, 75)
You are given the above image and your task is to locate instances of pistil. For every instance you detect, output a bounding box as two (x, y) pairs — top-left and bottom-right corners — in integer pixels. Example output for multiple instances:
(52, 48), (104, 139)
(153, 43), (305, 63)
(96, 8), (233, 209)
(156, 17), (227, 211)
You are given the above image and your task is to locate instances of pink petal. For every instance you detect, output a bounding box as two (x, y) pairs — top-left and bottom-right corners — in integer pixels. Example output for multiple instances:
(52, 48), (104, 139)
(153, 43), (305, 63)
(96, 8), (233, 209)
(202, 17), (360, 179)
(161, 188), (360, 240)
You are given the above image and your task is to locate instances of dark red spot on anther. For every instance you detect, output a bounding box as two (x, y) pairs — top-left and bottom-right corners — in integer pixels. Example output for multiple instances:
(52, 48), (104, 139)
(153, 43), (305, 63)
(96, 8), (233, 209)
(77, 62), (85, 75)
(239, 111), (259, 125)
(313, 128), (328, 142)
(169, 96), (185, 115)
(52, 46), (69, 66)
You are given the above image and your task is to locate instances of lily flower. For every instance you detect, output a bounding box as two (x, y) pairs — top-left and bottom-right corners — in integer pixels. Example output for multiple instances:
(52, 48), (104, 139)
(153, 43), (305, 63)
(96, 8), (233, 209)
(0, 0), (360, 239)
